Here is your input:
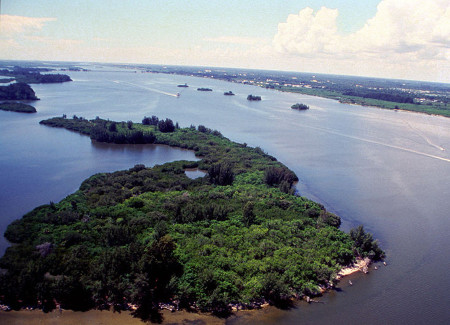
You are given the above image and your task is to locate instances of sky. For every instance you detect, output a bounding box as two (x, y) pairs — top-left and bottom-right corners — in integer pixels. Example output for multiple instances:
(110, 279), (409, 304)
(0, 0), (449, 83)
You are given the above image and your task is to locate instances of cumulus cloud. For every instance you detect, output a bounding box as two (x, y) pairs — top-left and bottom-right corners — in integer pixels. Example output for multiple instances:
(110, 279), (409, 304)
(273, 0), (450, 61)
(0, 14), (56, 35)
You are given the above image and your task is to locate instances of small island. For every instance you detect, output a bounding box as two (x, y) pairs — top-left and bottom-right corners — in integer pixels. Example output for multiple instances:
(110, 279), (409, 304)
(224, 91), (235, 96)
(0, 102), (36, 113)
(291, 103), (310, 110)
(0, 116), (384, 320)
(247, 94), (261, 101)
(0, 83), (39, 100)
(197, 87), (212, 91)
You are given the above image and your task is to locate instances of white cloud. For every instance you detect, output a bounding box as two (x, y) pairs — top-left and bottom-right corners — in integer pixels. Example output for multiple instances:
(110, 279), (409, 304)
(0, 14), (56, 36)
(273, 0), (450, 80)
(273, 7), (341, 56)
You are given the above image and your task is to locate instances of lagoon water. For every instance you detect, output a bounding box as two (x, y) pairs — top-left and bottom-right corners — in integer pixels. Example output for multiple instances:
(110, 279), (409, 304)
(1, 66), (449, 324)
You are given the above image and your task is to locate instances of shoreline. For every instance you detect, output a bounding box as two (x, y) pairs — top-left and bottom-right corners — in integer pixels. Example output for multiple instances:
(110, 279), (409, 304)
(336, 257), (371, 280)
(0, 258), (376, 324)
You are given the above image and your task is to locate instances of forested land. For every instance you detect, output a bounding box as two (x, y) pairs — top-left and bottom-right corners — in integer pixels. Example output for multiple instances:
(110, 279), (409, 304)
(0, 116), (383, 320)
(0, 102), (36, 113)
(0, 68), (72, 84)
(0, 83), (39, 100)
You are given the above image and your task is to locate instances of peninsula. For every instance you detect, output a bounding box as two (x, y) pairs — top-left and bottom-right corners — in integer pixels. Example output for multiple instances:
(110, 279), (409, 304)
(0, 116), (383, 320)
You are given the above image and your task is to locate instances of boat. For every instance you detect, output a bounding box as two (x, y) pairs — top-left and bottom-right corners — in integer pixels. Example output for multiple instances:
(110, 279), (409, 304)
(224, 91), (235, 96)
(177, 83), (188, 87)
(176, 92), (180, 97)
(197, 88), (212, 91)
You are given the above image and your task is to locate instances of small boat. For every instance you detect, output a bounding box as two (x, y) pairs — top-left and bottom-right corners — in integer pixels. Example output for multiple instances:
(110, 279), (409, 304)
(177, 83), (188, 88)
(224, 91), (235, 96)
(349, 280), (353, 285)
(176, 92), (180, 97)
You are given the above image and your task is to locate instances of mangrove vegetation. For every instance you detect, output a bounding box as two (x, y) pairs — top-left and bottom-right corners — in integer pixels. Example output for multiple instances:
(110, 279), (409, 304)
(0, 116), (383, 320)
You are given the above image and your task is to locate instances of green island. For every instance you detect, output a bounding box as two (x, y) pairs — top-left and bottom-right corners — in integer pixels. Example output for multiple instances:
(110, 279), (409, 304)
(0, 102), (37, 113)
(0, 116), (383, 321)
(0, 83), (39, 101)
(291, 103), (310, 110)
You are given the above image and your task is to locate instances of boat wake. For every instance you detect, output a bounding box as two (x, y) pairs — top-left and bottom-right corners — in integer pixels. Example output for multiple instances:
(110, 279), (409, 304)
(111, 80), (179, 97)
(405, 121), (445, 152)
(293, 122), (450, 164)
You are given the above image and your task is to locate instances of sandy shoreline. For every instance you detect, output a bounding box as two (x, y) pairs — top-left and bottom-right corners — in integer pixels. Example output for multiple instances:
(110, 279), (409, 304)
(336, 257), (371, 280)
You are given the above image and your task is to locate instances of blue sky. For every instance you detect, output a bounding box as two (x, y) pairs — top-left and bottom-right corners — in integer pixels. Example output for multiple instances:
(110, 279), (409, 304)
(1, 0), (449, 82)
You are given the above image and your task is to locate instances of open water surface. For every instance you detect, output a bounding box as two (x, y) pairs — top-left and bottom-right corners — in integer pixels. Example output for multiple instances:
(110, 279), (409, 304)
(1, 66), (449, 324)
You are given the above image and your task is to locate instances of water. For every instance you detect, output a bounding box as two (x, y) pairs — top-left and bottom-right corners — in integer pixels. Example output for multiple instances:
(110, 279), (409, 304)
(1, 67), (449, 324)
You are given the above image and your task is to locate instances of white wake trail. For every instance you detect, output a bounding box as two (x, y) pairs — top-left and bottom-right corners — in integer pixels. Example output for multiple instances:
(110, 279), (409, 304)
(112, 80), (179, 97)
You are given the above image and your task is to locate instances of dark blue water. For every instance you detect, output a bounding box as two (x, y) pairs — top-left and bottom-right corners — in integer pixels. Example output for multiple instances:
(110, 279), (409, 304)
(1, 66), (449, 324)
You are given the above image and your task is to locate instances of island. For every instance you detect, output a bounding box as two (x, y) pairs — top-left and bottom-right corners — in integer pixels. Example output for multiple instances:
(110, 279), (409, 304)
(197, 87), (212, 91)
(0, 83), (39, 100)
(247, 94), (261, 101)
(0, 116), (383, 321)
(224, 91), (235, 96)
(291, 103), (310, 110)
(0, 67), (72, 84)
(0, 102), (36, 113)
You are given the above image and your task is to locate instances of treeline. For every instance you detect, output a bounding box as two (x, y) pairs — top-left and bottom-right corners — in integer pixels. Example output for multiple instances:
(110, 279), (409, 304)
(343, 90), (414, 104)
(0, 83), (39, 100)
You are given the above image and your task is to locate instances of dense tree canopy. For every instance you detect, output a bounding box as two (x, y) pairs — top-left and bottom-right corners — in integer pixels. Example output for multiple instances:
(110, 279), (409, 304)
(1, 117), (384, 319)
(0, 83), (39, 100)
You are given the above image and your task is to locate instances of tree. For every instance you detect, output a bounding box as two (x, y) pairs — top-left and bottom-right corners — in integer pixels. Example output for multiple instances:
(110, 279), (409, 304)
(158, 118), (175, 133)
(208, 163), (234, 186)
(350, 225), (384, 260)
(127, 120), (133, 129)
(242, 202), (255, 227)
(108, 122), (117, 132)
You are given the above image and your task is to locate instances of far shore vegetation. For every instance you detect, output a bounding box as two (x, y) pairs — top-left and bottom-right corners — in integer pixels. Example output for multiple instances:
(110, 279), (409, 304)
(137, 65), (449, 118)
(0, 115), (383, 321)
(0, 102), (36, 113)
(275, 86), (450, 117)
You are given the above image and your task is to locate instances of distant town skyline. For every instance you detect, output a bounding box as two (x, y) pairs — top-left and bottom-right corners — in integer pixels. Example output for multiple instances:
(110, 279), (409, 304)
(0, 0), (449, 83)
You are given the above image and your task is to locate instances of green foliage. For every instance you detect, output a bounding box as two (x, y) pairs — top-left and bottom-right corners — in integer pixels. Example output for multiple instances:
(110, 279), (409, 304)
(350, 225), (385, 260)
(0, 83), (39, 100)
(158, 118), (175, 133)
(0, 116), (380, 317)
(208, 163), (234, 186)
